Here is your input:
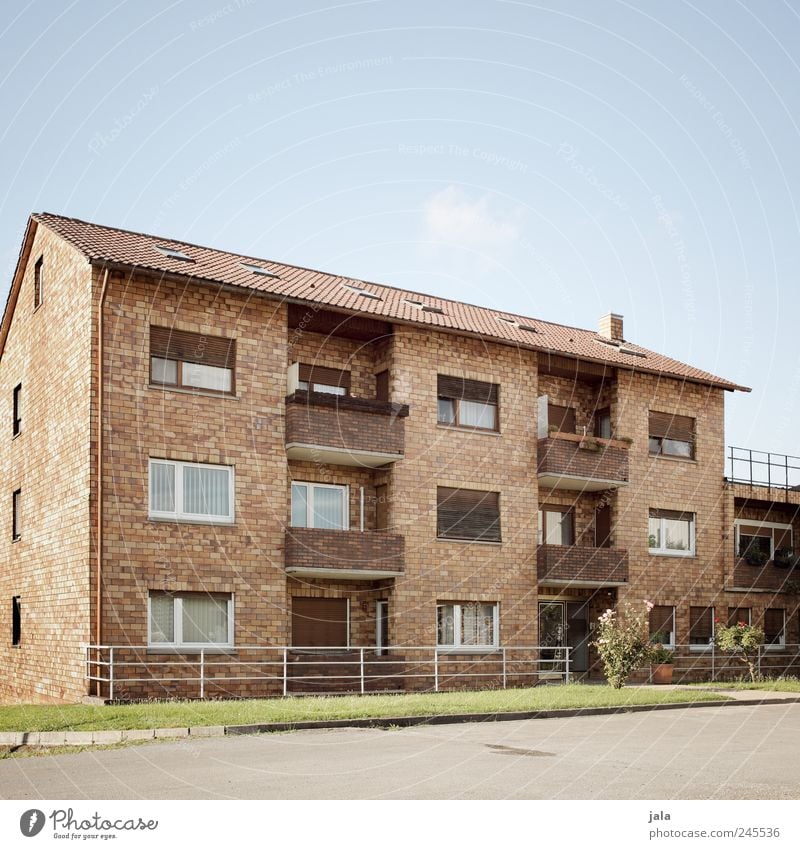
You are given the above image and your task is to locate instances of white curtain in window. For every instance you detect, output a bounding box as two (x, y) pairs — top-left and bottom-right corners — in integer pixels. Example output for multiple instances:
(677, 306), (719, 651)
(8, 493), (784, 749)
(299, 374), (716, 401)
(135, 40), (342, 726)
(150, 463), (175, 513)
(291, 484), (309, 527)
(313, 486), (345, 529)
(150, 594), (174, 643)
(664, 518), (691, 551)
(459, 400), (496, 429)
(437, 605), (455, 645)
(182, 363), (232, 392)
(183, 466), (230, 517)
(151, 357), (178, 384)
(182, 595), (229, 644)
(461, 603), (495, 646)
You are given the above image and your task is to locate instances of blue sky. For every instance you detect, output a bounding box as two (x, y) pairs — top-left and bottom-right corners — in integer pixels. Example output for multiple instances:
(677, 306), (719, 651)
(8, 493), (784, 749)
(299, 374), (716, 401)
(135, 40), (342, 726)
(1, 0), (799, 458)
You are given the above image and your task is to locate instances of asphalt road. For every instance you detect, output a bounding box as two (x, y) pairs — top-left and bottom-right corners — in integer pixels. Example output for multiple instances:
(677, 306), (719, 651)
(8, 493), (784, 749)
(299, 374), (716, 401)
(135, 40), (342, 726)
(1, 703), (799, 800)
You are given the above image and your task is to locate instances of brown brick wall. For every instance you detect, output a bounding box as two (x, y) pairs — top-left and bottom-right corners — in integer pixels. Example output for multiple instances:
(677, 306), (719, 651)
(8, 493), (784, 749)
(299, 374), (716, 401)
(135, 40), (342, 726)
(285, 527), (404, 572)
(537, 543), (628, 584)
(0, 225), (93, 702)
(537, 434), (629, 483)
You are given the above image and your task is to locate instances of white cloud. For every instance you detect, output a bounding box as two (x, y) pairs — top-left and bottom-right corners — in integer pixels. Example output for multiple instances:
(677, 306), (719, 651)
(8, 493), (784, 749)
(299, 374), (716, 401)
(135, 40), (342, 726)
(422, 186), (521, 249)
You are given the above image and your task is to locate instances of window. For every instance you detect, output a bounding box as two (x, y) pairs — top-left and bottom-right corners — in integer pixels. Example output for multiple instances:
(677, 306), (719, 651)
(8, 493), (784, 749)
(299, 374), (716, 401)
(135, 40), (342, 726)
(12, 384), (21, 436)
(764, 608), (786, 649)
(648, 509), (695, 556)
(538, 506), (575, 546)
(649, 411), (695, 459)
(154, 245), (193, 261)
(297, 363), (350, 396)
(649, 605), (676, 647)
(12, 489), (20, 540)
(594, 407), (612, 439)
(437, 602), (498, 649)
(734, 520), (792, 562)
(149, 460), (234, 524)
(547, 403), (576, 434)
(12, 596), (20, 647)
(437, 375), (498, 431)
(34, 256), (43, 309)
(437, 487), (501, 542)
(689, 606), (714, 648)
(727, 607), (751, 627)
(150, 327), (235, 394)
(290, 482), (348, 530)
(148, 592), (233, 648)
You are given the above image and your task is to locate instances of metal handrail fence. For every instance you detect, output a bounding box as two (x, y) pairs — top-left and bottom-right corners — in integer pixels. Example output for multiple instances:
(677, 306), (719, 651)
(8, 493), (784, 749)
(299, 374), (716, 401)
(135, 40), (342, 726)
(728, 446), (800, 491)
(84, 644), (572, 701)
(650, 643), (800, 684)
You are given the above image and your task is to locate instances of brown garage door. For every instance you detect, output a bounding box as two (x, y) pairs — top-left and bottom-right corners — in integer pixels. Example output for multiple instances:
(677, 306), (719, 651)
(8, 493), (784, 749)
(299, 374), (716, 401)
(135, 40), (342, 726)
(292, 597), (348, 648)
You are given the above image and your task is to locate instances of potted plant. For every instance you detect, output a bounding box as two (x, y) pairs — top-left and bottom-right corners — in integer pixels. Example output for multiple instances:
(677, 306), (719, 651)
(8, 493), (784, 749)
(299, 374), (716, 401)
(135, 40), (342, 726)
(774, 548), (793, 568)
(649, 643), (675, 684)
(742, 540), (768, 567)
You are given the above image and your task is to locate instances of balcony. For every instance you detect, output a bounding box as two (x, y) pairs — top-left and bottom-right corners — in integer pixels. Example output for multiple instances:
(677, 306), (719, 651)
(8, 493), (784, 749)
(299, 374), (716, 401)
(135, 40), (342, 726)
(285, 527), (405, 580)
(537, 433), (629, 491)
(285, 390), (409, 468)
(537, 543), (628, 587)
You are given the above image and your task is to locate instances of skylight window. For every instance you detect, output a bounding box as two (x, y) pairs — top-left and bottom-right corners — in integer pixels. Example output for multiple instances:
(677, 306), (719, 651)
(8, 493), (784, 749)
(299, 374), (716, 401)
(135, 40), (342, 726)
(516, 323), (537, 333)
(342, 283), (382, 300)
(497, 316), (537, 333)
(241, 262), (280, 279)
(404, 298), (424, 308)
(155, 245), (193, 262)
(422, 305), (444, 314)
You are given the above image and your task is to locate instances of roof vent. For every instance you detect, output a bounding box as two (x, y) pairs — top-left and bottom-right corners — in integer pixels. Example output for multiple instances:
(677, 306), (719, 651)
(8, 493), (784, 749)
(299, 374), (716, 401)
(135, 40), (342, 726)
(155, 245), (193, 261)
(241, 262), (280, 279)
(343, 283), (382, 300)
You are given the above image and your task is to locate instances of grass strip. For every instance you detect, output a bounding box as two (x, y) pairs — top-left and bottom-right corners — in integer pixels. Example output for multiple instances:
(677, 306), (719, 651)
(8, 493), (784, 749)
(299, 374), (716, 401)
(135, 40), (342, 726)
(0, 685), (729, 732)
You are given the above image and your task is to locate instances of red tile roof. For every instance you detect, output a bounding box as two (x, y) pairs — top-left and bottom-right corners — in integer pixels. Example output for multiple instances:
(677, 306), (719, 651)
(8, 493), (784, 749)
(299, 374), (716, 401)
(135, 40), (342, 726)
(31, 212), (748, 392)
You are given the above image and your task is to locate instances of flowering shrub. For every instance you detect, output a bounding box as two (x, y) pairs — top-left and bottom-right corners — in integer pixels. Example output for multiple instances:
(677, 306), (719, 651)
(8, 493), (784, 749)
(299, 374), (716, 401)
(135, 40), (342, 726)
(714, 620), (764, 682)
(592, 601), (654, 689)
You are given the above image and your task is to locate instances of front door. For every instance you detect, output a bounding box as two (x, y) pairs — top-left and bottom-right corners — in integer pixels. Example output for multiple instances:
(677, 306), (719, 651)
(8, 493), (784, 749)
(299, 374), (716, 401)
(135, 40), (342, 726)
(291, 597), (349, 649)
(566, 601), (589, 673)
(538, 602), (566, 675)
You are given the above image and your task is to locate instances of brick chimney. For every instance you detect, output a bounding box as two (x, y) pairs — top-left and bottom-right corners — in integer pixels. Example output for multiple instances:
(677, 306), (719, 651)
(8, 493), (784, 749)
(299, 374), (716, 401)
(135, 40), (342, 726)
(598, 312), (624, 341)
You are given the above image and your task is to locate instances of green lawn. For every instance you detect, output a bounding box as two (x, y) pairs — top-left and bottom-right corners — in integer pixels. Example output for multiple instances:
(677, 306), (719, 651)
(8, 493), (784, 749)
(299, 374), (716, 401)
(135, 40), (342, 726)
(694, 677), (800, 692)
(0, 685), (729, 732)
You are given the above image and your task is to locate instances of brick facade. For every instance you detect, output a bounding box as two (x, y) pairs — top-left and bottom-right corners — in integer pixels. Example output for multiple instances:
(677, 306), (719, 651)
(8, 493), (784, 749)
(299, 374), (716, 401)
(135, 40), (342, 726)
(1, 214), (799, 703)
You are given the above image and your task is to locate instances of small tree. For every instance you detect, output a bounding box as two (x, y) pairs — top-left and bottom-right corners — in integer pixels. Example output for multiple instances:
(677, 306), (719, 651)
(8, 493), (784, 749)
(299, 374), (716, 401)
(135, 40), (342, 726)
(714, 620), (764, 682)
(592, 601), (654, 689)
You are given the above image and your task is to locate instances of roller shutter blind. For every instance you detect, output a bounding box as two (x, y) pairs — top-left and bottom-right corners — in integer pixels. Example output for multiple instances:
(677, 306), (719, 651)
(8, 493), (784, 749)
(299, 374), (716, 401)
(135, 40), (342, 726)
(150, 326), (236, 369)
(649, 606), (674, 640)
(437, 375), (498, 405)
(291, 597), (348, 648)
(764, 608), (785, 643)
(298, 363), (351, 393)
(649, 411), (695, 442)
(547, 403), (576, 434)
(437, 487), (501, 541)
(689, 606), (714, 643)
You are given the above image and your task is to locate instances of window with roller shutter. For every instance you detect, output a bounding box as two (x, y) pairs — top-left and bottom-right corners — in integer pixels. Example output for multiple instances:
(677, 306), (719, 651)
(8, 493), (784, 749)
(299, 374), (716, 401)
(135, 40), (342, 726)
(649, 605), (676, 646)
(437, 487), (501, 542)
(297, 363), (351, 396)
(437, 375), (499, 431)
(649, 410), (695, 459)
(689, 606), (714, 648)
(547, 403), (576, 434)
(150, 326), (236, 394)
(764, 608), (786, 647)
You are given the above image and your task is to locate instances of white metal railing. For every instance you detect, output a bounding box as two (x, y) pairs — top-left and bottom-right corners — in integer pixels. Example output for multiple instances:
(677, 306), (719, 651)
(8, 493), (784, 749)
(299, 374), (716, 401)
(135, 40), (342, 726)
(84, 645), (573, 701)
(649, 643), (800, 683)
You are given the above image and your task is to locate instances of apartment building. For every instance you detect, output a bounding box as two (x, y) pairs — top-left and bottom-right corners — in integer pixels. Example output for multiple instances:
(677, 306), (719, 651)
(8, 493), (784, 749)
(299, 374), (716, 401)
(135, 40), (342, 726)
(1, 212), (798, 703)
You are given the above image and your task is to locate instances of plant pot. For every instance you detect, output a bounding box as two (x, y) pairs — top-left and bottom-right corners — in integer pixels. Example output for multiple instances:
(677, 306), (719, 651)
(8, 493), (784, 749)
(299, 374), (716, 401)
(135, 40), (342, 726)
(651, 663), (674, 685)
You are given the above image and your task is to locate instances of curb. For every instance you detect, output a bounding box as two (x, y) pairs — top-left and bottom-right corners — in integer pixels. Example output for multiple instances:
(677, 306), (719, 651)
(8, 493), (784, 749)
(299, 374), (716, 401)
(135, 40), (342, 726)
(2, 695), (798, 747)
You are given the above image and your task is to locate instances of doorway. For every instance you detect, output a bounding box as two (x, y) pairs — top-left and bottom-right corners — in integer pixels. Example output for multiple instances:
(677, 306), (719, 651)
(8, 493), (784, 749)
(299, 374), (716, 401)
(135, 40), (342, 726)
(538, 600), (589, 675)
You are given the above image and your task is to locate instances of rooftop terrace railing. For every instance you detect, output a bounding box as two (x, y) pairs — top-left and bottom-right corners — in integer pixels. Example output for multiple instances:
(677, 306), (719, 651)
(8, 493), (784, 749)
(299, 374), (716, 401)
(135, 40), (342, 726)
(727, 446), (800, 490)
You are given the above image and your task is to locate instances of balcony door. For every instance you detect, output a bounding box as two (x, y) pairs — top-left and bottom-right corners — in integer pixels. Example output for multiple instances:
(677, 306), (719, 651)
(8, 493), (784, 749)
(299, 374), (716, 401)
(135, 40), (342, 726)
(539, 601), (588, 674)
(292, 597), (349, 649)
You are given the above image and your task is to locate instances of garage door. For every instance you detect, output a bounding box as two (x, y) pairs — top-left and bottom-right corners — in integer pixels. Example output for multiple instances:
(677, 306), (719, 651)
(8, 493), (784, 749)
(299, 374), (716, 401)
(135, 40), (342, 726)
(292, 597), (348, 648)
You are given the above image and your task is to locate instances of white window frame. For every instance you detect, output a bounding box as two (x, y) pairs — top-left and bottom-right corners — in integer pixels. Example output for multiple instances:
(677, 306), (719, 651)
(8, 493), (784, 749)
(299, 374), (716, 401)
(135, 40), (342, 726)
(648, 511), (696, 557)
(436, 602), (499, 651)
(148, 459), (235, 524)
(147, 592), (234, 649)
(764, 608), (786, 651)
(649, 606), (676, 649)
(734, 519), (793, 560)
(290, 481), (349, 530)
